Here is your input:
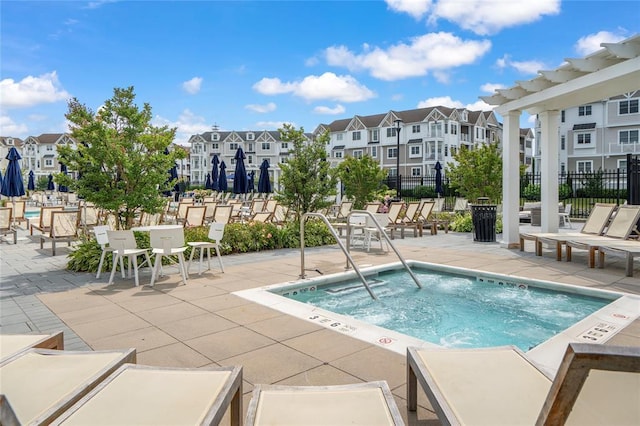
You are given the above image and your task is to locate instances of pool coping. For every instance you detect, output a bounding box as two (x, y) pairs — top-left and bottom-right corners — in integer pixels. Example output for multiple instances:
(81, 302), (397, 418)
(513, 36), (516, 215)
(234, 259), (639, 376)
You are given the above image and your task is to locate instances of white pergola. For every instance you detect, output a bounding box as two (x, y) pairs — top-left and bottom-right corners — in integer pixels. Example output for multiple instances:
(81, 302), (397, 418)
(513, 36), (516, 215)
(481, 34), (640, 248)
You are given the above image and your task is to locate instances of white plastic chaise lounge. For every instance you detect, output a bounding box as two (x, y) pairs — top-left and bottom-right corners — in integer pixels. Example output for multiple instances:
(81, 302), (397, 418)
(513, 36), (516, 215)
(0, 331), (64, 362)
(246, 381), (405, 425)
(407, 343), (640, 426)
(596, 239), (640, 276)
(51, 364), (243, 426)
(0, 348), (135, 425)
(519, 203), (616, 260)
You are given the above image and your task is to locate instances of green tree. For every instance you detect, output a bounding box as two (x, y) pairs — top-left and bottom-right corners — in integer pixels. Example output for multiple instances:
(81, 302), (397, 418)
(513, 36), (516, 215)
(275, 125), (337, 221)
(337, 155), (387, 209)
(57, 87), (184, 229)
(447, 142), (502, 203)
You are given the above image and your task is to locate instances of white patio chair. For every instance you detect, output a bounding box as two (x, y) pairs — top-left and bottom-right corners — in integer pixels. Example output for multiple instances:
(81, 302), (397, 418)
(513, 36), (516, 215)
(187, 222), (225, 275)
(559, 203), (573, 228)
(94, 225), (117, 279)
(149, 227), (188, 286)
(107, 230), (152, 287)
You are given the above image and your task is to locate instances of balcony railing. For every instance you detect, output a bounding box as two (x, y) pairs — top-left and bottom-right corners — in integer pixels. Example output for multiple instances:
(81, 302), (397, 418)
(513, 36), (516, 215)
(608, 142), (640, 154)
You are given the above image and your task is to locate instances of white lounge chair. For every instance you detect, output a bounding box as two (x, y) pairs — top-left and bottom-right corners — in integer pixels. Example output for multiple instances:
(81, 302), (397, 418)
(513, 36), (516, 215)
(0, 331), (64, 362)
(39, 210), (79, 255)
(597, 239), (640, 276)
(407, 343), (640, 425)
(246, 381), (404, 425)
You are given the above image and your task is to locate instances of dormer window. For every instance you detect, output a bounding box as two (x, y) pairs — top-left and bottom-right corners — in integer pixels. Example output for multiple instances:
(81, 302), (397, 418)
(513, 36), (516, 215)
(247, 133), (254, 141)
(212, 133), (219, 141)
(6, 138), (13, 145)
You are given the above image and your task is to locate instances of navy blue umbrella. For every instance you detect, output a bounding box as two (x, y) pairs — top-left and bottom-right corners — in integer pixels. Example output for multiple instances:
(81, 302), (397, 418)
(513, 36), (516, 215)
(47, 174), (55, 191)
(211, 155), (219, 191)
(258, 159), (272, 194)
(58, 163), (69, 193)
(27, 170), (35, 191)
(205, 173), (212, 190)
(0, 169), (3, 190)
(1, 147), (26, 227)
(435, 161), (443, 196)
(233, 147), (248, 195)
(248, 171), (255, 193)
(218, 161), (228, 192)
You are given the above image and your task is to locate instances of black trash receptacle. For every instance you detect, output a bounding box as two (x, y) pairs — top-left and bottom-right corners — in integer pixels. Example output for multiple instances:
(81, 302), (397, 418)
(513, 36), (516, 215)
(470, 204), (497, 242)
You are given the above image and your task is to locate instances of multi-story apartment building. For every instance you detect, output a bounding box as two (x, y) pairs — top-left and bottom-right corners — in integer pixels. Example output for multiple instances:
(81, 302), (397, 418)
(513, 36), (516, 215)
(314, 106), (505, 178)
(0, 136), (24, 172)
(21, 133), (78, 180)
(188, 129), (309, 190)
(535, 91), (640, 173)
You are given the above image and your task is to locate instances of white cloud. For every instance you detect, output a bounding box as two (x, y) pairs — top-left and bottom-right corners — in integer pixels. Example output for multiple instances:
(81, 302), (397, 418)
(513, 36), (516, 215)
(245, 102), (277, 113)
(182, 77), (203, 95)
(417, 96), (493, 111)
(325, 32), (491, 81)
(153, 109), (212, 146)
(253, 72), (375, 103)
(255, 121), (295, 130)
(0, 71), (70, 109)
(527, 114), (536, 125)
(574, 31), (627, 56)
(0, 115), (28, 135)
(495, 54), (544, 75)
(313, 104), (346, 115)
(386, 0), (432, 19)
(481, 83), (506, 93)
(429, 0), (560, 35)
(432, 70), (451, 84)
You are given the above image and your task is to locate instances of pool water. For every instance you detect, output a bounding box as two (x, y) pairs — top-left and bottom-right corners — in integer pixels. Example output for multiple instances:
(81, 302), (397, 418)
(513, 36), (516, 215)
(280, 269), (613, 351)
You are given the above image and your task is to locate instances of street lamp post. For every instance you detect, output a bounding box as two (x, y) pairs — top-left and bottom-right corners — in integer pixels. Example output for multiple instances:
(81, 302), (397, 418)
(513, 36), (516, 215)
(394, 118), (403, 200)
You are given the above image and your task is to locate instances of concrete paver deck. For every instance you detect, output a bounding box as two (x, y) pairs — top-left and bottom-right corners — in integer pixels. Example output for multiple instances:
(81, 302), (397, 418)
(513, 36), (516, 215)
(1, 225), (639, 424)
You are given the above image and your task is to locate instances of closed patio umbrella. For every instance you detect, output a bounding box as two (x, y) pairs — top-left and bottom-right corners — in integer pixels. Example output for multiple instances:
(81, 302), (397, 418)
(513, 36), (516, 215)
(1, 147), (26, 228)
(218, 161), (227, 192)
(27, 170), (35, 191)
(205, 173), (212, 190)
(58, 163), (69, 193)
(211, 155), (219, 191)
(47, 174), (55, 191)
(233, 147), (248, 196)
(435, 161), (443, 196)
(258, 159), (272, 194)
(248, 171), (255, 193)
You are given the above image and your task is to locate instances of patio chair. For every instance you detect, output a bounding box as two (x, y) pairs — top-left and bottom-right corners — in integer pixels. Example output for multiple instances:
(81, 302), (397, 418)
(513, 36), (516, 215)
(203, 201), (217, 222)
(596, 239), (640, 277)
(50, 364), (243, 426)
(93, 225), (117, 279)
(149, 227), (188, 286)
(250, 211), (272, 223)
(29, 205), (64, 235)
(519, 203), (616, 259)
(9, 200), (26, 229)
(407, 343), (640, 426)
(0, 207), (17, 244)
(79, 202), (100, 230)
(187, 222), (225, 275)
(272, 203), (289, 224)
(250, 198), (265, 214)
(0, 331), (64, 363)
(246, 381), (404, 426)
(107, 230), (152, 287)
(39, 210), (79, 256)
(365, 202), (382, 214)
(452, 197), (469, 212)
(212, 204), (233, 224)
(559, 203), (573, 228)
(175, 201), (193, 225)
(565, 204), (640, 267)
(397, 201), (422, 237)
(264, 198), (277, 213)
(183, 205), (207, 228)
(384, 202), (405, 239)
(0, 348), (136, 425)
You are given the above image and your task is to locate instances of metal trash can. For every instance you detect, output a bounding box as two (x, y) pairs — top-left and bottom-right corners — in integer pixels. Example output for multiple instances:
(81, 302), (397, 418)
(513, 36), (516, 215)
(530, 207), (541, 226)
(470, 202), (497, 242)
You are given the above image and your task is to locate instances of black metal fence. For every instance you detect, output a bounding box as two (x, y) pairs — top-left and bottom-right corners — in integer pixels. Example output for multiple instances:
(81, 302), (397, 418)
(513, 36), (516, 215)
(382, 154), (640, 219)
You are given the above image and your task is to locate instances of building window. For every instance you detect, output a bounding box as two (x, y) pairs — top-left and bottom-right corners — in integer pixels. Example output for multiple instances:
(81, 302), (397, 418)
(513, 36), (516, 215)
(281, 142), (288, 150)
(444, 145), (449, 156)
(247, 133), (254, 140)
(247, 143), (254, 152)
(388, 168), (397, 177)
(334, 151), (343, 159)
(578, 105), (592, 116)
(450, 124), (457, 135)
(561, 136), (565, 150)
(229, 143), (239, 150)
(620, 130), (639, 144)
(247, 155), (253, 164)
(577, 160), (593, 173)
(411, 167), (421, 176)
(371, 146), (377, 158)
(618, 159), (628, 173)
(619, 99), (639, 115)
(336, 133), (344, 141)
(261, 142), (271, 150)
(412, 125), (420, 133)
(369, 129), (379, 142)
(212, 134), (219, 141)
(353, 150), (363, 159)
(386, 128), (397, 137)
(387, 147), (398, 159)
(576, 133), (592, 145)
(409, 145), (421, 157)
(561, 110), (565, 122)
(560, 163), (566, 174)
(352, 131), (361, 141)
(212, 143), (219, 150)
(46, 145), (53, 151)
(45, 159), (53, 167)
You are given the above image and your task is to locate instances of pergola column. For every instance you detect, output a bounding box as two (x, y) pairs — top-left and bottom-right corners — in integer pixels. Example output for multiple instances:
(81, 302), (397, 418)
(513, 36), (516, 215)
(501, 110), (522, 248)
(539, 110), (560, 232)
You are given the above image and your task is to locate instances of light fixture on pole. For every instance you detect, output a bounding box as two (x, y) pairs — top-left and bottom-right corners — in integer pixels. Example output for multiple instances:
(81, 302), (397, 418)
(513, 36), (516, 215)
(394, 118), (403, 200)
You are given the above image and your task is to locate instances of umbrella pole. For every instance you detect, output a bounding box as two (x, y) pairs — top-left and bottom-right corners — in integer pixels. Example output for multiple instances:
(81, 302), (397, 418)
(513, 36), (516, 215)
(11, 198), (16, 230)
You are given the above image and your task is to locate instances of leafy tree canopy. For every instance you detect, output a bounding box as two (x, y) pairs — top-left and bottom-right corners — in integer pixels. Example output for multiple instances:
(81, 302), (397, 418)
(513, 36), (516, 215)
(447, 142), (502, 203)
(337, 155), (387, 209)
(57, 86), (184, 229)
(274, 125), (337, 221)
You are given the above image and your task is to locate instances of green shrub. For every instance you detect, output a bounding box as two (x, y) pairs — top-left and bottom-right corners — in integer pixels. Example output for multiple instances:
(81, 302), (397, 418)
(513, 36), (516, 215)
(448, 211), (503, 234)
(521, 184), (540, 201)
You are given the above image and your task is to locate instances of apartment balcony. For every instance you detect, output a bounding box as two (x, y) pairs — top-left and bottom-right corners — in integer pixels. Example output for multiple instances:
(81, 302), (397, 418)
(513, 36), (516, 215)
(607, 143), (640, 155)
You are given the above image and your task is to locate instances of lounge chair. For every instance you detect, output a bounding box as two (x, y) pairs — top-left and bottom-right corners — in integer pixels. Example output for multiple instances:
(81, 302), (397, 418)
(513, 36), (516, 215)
(50, 364), (243, 426)
(0, 331), (64, 362)
(597, 239), (640, 276)
(39, 210), (79, 255)
(519, 203), (616, 260)
(565, 204), (640, 267)
(0, 348), (135, 425)
(0, 207), (17, 244)
(246, 381), (404, 425)
(184, 205), (207, 227)
(407, 343), (640, 425)
(29, 205), (64, 235)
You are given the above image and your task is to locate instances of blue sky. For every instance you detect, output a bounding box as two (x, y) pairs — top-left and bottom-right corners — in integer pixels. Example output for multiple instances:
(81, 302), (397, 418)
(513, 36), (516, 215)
(1, 0), (639, 145)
